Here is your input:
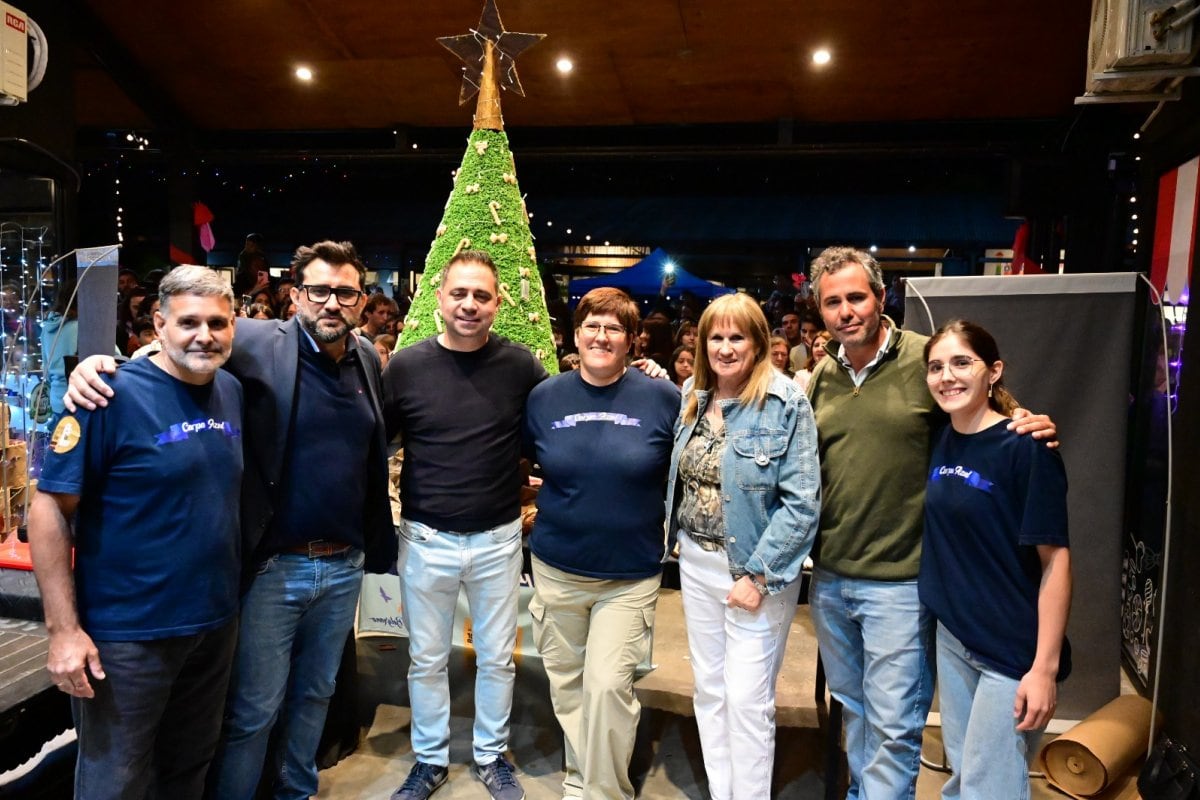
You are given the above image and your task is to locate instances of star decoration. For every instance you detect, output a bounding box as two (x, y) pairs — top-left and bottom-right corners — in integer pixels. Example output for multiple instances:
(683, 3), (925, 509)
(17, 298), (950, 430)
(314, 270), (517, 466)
(438, 0), (545, 104)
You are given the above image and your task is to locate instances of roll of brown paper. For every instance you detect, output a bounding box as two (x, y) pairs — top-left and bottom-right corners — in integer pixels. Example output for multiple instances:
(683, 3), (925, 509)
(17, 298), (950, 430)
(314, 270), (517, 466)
(1036, 695), (1162, 799)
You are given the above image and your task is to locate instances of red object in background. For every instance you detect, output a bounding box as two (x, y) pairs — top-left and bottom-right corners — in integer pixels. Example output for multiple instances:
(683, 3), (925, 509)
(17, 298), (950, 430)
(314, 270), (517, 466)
(1151, 156), (1198, 304)
(193, 201), (216, 253)
(0, 541), (34, 570)
(1009, 221), (1044, 275)
(169, 244), (193, 264)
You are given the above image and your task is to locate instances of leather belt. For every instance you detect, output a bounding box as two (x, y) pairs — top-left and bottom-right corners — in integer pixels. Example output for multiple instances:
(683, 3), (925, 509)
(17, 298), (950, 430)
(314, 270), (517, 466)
(282, 540), (352, 558)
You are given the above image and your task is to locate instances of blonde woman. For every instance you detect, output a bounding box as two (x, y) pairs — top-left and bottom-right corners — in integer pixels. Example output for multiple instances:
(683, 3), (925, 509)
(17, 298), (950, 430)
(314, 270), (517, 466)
(664, 293), (821, 800)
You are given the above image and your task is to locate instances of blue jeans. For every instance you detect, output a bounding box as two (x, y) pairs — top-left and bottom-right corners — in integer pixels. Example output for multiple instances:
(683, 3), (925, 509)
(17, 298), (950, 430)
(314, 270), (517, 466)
(399, 517), (522, 766)
(936, 624), (1041, 800)
(210, 549), (364, 800)
(74, 620), (238, 800)
(810, 569), (934, 800)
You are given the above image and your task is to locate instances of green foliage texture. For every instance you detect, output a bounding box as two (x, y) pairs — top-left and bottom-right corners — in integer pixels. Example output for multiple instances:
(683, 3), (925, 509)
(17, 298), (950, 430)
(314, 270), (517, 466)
(398, 129), (558, 375)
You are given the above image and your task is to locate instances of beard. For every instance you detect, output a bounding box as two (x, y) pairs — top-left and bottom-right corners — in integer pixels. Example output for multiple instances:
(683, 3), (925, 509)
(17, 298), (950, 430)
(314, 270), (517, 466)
(162, 343), (230, 376)
(298, 307), (356, 343)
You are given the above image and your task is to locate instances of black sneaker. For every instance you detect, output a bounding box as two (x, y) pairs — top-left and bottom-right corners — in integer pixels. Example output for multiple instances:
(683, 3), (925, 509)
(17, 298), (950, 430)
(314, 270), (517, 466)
(390, 761), (448, 800)
(472, 756), (525, 800)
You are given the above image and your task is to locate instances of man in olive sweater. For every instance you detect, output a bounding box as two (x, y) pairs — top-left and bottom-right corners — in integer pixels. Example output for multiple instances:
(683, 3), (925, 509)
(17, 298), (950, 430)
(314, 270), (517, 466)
(805, 247), (1055, 800)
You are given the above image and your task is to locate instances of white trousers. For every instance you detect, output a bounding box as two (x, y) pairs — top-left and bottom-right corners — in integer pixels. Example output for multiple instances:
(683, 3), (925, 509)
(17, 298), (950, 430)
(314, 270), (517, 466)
(678, 534), (802, 800)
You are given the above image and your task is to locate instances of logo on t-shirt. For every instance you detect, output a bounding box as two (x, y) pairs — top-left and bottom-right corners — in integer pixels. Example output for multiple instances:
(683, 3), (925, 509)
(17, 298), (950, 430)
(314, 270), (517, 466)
(929, 464), (995, 493)
(50, 416), (82, 454)
(154, 417), (241, 445)
(551, 412), (641, 429)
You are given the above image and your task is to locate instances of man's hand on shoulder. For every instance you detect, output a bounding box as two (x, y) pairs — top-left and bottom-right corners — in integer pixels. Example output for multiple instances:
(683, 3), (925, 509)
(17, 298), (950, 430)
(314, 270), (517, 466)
(1009, 408), (1059, 449)
(64, 355), (119, 412)
(631, 357), (669, 380)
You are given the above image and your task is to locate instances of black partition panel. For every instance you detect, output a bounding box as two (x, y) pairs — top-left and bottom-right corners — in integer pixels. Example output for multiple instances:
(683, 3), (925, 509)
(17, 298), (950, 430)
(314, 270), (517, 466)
(905, 273), (1138, 720)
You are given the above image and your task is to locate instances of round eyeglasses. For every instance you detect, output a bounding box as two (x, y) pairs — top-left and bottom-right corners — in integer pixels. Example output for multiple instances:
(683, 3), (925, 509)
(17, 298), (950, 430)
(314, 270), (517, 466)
(926, 356), (986, 379)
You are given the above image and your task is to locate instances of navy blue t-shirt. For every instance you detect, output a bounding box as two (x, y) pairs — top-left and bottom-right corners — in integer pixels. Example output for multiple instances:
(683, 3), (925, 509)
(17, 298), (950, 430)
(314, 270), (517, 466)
(919, 420), (1071, 682)
(523, 369), (680, 579)
(39, 357), (244, 641)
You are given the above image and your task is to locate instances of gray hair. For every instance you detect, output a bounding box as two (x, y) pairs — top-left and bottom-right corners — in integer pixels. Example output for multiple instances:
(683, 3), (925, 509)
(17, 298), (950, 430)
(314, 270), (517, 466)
(158, 265), (235, 311)
(809, 246), (884, 301)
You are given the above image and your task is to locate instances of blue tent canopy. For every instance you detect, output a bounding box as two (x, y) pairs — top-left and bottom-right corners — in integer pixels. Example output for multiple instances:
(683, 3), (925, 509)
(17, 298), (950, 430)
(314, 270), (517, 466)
(568, 248), (734, 301)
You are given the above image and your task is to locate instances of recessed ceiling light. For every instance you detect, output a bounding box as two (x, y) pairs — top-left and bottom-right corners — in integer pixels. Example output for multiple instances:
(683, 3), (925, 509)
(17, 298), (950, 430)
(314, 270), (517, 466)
(812, 49), (832, 66)
(295, 66), (314, 81)
(908, 245), (916, 253)
(556, 57), (574, 74)
(869, 245), (878, 253)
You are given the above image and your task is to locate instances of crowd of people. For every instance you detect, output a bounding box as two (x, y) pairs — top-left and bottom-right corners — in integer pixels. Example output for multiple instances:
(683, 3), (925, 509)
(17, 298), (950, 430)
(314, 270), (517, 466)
(26, 241), (1072, 800)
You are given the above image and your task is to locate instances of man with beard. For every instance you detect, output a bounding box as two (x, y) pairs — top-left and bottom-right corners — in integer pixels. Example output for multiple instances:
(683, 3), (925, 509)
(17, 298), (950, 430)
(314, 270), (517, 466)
(65, 242), (395, 799)
(30, 266), (243, 799)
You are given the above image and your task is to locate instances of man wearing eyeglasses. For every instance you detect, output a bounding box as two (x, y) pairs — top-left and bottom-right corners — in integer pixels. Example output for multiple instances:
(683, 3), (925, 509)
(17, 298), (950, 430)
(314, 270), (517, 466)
(65, 241), (396, 800)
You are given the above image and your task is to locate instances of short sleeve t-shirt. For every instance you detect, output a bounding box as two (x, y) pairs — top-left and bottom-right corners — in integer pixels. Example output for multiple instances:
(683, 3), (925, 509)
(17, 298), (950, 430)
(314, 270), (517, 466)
(523, 369), (679, 579)
(919, 421), (1071, 681)
(38, 357), (244, 641)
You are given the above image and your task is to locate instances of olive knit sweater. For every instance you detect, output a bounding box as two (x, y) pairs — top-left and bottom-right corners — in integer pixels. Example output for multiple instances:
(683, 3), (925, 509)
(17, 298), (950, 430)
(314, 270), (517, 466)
(807, 323), (945, 580)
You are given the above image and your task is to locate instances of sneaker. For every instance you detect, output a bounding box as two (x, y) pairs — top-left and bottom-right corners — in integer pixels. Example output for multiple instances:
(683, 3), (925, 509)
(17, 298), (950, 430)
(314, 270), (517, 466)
(390, 761), (448, 800)
(472, 756), (525, 800)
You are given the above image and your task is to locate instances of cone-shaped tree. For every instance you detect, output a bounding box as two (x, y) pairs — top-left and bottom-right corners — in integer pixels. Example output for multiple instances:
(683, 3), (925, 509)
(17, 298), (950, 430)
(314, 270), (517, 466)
(399, 16), (557, 375)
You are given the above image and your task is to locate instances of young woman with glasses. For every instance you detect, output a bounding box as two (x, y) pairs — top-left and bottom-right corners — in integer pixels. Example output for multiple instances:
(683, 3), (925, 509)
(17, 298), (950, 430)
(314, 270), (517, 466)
(919, 319), (1072, 800)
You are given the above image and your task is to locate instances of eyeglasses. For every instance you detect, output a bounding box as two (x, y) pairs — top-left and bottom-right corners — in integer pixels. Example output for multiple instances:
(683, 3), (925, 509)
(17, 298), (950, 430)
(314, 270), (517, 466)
(299, 284), (364, 307)
(926, 356), (986, 379)
(579, 322), (626, 337)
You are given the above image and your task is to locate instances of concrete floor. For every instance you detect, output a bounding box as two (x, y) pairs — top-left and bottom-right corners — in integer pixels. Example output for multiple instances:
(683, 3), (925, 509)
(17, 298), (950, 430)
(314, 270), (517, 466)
(315, 634), (1068, 800)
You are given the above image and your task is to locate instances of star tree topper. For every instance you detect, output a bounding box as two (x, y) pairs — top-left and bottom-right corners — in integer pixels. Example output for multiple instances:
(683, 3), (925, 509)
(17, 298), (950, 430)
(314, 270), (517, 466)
(438, 0), (545, 113)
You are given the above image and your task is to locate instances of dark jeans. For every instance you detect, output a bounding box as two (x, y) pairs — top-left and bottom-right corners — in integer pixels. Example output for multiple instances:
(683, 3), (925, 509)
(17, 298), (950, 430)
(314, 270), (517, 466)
(73, 618), (238, 800)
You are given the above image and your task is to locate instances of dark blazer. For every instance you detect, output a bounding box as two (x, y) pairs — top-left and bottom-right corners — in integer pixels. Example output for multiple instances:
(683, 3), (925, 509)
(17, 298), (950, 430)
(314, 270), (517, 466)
(225, 317), (396, 586)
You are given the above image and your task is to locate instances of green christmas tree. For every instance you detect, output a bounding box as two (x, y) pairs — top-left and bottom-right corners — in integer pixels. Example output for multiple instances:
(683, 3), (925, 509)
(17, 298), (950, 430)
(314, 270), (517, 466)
(399, 1), (558, 375)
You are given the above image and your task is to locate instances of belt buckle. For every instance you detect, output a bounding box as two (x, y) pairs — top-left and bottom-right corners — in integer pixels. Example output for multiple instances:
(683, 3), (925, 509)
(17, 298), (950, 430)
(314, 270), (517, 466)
(307, 540), (334, 558)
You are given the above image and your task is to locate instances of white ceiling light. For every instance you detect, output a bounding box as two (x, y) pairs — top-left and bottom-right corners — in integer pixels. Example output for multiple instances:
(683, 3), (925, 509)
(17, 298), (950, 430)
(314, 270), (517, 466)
(812, 49), (832, 66)
(556, 58), (573, 74)
(295, 66), (314, 81)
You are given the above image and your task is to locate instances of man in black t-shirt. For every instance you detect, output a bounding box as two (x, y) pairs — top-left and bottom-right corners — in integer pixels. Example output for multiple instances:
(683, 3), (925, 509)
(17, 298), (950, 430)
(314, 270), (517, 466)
(382, 251), (545, 800)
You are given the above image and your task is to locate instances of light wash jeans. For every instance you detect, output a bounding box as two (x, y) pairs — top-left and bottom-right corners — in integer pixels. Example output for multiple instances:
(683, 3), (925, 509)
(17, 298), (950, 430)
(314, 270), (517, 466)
(809, 569), (934, 800)
(936, 624), (1042, 800)
(399, 516), (522, 767)
(210, 548), (364, 800)
(678, 534), (803, 800)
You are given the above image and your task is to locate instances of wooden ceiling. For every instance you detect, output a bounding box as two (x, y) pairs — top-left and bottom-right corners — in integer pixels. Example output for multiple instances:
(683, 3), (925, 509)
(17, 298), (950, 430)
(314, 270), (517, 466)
(74, 0), (1095, 134)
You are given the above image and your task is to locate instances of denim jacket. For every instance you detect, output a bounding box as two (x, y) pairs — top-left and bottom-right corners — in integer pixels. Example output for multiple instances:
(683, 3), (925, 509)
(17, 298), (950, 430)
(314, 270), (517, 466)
(665, 371), (821, 594)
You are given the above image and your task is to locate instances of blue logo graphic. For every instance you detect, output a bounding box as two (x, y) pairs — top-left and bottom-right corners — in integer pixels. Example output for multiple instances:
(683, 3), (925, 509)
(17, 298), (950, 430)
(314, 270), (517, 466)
(551, 412), (642, 429)
(155, 417), (242, 445)
(929, 464), (995, 493)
